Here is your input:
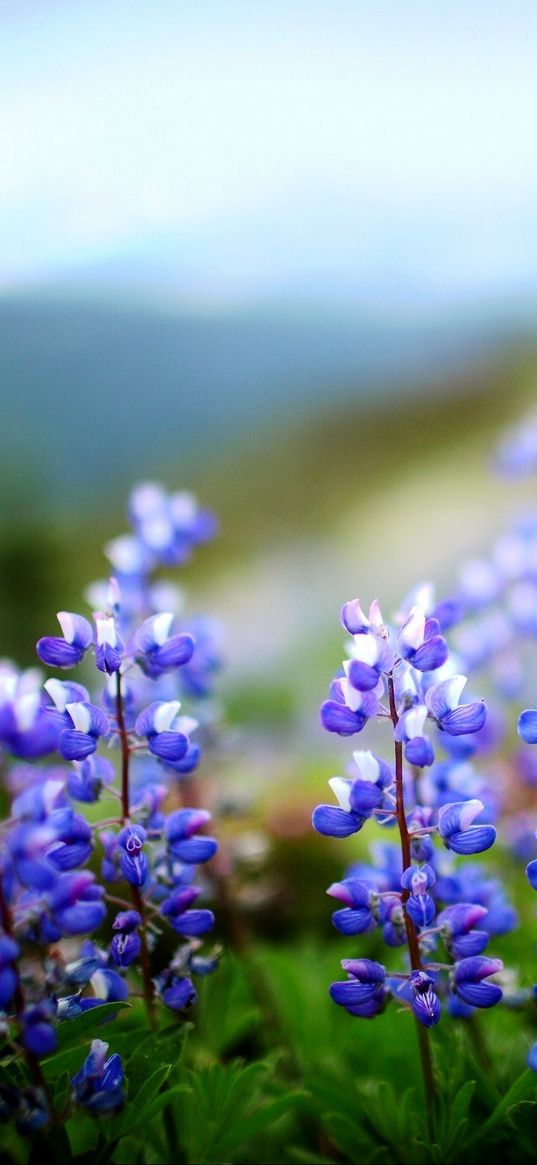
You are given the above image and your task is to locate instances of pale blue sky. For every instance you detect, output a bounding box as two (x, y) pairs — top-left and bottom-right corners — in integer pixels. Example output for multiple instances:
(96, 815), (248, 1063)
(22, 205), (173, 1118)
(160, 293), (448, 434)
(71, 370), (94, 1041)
(2, 1), (537, 307)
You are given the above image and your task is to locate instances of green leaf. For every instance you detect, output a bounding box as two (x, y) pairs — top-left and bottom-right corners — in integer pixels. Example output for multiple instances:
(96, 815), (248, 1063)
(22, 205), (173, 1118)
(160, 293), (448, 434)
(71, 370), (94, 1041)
(129, 1083), (191, 1128)
(507, 1100), (537, 1157)
(216, 1090), (306, 1155)
(53, 1069), (72, 1118)
(103, 1064), (171, 1141)
(125, 1023), (189, 1097)
(55, 1002), (131, 1050)
(465, 1069), (537, 1147)
(286, 1148), (339, 1164)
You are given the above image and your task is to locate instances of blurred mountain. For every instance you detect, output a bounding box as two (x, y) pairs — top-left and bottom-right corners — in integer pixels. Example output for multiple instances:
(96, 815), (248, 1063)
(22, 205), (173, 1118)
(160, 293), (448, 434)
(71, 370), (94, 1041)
(1, 294), (535, 504)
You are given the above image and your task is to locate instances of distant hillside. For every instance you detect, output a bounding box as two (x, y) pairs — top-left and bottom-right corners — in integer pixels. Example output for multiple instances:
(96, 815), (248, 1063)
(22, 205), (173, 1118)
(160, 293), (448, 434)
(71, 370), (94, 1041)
(0, 295), (532, 503)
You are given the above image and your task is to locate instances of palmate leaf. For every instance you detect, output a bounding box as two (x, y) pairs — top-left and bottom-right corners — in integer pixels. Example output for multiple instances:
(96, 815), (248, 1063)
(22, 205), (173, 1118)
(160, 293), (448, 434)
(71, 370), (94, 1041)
(507, 1099), (537, 1159)
(323, 1112), (388, 1164)
(178, 1059), (302, 1164)
(465, 1069), (537, 1149)
(103, 1064), (173, 1141)
(124, 1021), (190, 1096)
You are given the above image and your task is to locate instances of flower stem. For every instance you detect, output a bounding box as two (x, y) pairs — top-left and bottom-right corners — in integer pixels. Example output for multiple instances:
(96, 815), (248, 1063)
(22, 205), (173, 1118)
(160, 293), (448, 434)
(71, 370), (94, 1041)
(115, 672), (156, 1031)
(387, 672), (436, 1141)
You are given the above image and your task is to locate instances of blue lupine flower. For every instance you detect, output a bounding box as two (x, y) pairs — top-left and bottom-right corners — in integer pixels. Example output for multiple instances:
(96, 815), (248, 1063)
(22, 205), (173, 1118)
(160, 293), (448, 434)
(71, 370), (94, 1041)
(340, 597), (374, 635)
(12, 774), (67, 822)
(326, 879), (379, 935)
(165, 809), (218, 863)
(528, 1042), (537, 1072)
(117, 825), (148, 887)
(94, 615), (123, 675)
(42, 678), (90, 731)
(59, 701), (109, 761)
(401, 865), (436, 928)
(110, 910), (142, 967)
(453, 956), (503, 1008)
(0, 935), (19, 1009)
(394, 705), (435, 767)
(128, 482), (217, 566)
(37, 612), (93, 669)
(161, 886), (215, 937)
(90, 967), (129, 1003)
(425, 675), (486, 736)
(518, 709), (537, 744)
(320, 675), (381, 736)
(71, 1040), (124, 1114)
(47, 809), (93, 870)
(312, 777), (370, 839)
(438, 799), (496, 855)
(159, 972), (197, 1010)
(48, 871), (106, 935)
(437, 903), (489, 958)
(135, 700), (190, 763)
(408, 970), (441, 1028)
(8, 822), (58, 889)
(344, 632), (393, 693)
(329, 958), (387, 1017)
(22, 1001), (57, 1057)
(67, 755), (115, 803)
(132, 613), (194, 679)
(397, 608), (448, 673)
(380, 892), (407, 947)
(0, 687), (59, 760)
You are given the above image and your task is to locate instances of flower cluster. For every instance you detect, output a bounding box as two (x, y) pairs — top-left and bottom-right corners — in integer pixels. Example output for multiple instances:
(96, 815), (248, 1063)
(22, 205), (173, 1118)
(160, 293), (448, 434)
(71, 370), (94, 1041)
(313, 593), (510, 1031)
(0, 482), (222, 1128)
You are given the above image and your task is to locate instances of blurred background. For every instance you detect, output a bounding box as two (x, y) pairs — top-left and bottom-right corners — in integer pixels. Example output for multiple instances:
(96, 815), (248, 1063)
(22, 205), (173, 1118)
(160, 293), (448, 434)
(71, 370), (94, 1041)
(1, 0), (537, 818)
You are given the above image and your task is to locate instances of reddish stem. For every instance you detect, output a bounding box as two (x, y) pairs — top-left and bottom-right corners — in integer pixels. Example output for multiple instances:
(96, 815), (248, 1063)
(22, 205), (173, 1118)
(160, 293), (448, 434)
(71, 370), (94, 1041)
(115, 672), (156, 1031)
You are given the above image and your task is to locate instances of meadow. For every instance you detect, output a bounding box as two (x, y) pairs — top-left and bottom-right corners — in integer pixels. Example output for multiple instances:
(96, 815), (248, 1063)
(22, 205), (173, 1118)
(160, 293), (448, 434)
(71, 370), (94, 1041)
(1, 351), (537, 1163)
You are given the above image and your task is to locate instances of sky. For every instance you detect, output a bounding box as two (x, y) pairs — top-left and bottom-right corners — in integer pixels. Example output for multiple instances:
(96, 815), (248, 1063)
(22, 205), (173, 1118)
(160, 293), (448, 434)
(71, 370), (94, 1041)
(2, 0), (537, 309)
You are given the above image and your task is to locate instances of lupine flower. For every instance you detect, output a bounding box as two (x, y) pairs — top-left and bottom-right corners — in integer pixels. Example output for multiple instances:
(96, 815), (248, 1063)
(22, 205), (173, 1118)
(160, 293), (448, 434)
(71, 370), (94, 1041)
(110, 911), (142, 968)
(135, 701), (191, 763)
(117, 825), (148, 887)
(320, 677), (381, 736)
(94, 615), (123, 675)
(397, 608), (448, 673)
(452, 955), (503, 1007)
(437, 903), (489, 958)
(408, 969), (441, 1028)
(48, 871), (106, 935)
(395, 705), (435, 767)
(518, 709), (537, 744)
(132, 613), (194, 679)
(329, 958), (387, 1018)
(160, 886), (215, 936)
(425, 675), (486, 736)
(158, 971), (197, 1011)
(22, 1000), (57, 1057)
(71, 1040), (124, 1113)
(438, 799), (496, 855)
(326, 879), (379, 935)
(59, 702), (109, 761)
(37, 612), (93, 669)
(165, 809), (218, 863)
(344, 635), (392, 693)
(0, 935), (19, 1009)
(401, 864), (436, 928)
(67, 755), (115, 803)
